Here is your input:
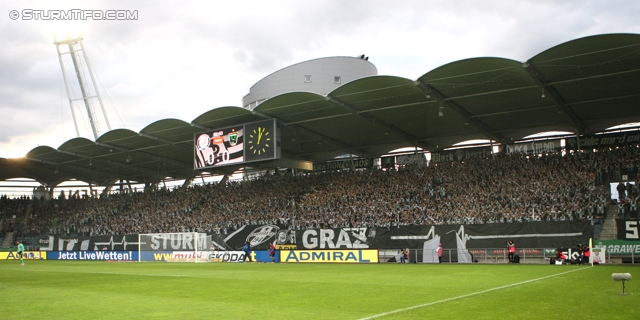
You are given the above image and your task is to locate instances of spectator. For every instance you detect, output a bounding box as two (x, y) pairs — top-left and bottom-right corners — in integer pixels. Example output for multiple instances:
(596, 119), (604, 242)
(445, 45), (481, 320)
(3, 144), (637, 237)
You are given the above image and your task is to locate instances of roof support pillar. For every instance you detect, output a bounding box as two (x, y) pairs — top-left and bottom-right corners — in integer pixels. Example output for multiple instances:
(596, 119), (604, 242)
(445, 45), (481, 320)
(101, 181), (114, 197)
(182, 177), (193, 189)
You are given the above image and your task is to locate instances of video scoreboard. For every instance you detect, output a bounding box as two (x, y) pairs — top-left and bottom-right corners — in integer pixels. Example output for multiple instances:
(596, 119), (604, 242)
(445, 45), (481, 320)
(194, 119), (280, 169)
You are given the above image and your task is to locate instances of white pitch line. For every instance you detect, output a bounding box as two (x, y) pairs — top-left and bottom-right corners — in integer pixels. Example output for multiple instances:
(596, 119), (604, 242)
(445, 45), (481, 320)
(358, 267), (589, 320)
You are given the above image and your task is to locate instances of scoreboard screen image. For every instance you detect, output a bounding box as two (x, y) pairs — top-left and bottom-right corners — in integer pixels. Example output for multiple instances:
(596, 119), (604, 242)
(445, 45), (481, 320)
(194, 126), (244, 169)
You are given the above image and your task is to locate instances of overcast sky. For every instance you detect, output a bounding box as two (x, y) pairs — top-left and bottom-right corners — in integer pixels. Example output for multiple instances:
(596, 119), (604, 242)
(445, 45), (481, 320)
(1, 0), (639, 158)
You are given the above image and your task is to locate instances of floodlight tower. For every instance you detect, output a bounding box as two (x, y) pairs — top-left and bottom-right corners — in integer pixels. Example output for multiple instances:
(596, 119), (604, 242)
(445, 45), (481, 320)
(54, 36), (111, 140)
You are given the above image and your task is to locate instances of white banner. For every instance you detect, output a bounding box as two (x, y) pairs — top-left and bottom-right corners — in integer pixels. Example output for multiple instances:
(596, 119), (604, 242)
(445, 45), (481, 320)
(591, 247), (606, 264)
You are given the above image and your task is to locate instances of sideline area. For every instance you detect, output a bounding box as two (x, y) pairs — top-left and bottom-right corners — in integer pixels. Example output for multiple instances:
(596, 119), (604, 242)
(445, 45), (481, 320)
(358, 267), (590, 320)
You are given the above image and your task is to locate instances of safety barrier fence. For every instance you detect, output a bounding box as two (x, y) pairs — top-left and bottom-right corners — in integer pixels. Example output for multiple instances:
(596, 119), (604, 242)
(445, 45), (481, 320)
(379, 247), (620, 264)
(2, 248), (637, 264)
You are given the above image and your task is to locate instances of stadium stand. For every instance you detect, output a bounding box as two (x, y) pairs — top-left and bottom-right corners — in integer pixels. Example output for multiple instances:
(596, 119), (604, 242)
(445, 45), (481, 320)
(1, 34), (640, 243)
(1, 145), (637, 239)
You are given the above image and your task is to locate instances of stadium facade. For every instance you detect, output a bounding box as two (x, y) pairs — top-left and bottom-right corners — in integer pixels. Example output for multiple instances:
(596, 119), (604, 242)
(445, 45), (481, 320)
(242, 56), (377, 110)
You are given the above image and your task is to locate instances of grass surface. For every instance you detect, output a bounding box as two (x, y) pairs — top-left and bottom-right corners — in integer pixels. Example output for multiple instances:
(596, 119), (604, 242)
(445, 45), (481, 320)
(1, 261), (638, 319)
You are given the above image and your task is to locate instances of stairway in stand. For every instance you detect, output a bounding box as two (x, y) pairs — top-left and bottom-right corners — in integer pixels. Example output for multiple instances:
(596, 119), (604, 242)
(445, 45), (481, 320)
(1, 231), (14, 247)
(597, 205), (618, 240)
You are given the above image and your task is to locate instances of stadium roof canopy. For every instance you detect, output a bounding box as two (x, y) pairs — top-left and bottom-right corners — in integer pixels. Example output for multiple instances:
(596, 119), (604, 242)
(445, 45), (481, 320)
(2, 33), (640, 188)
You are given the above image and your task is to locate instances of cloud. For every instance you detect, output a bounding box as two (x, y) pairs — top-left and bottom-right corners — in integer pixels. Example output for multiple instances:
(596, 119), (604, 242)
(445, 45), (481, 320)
(1, 0), (640, 159)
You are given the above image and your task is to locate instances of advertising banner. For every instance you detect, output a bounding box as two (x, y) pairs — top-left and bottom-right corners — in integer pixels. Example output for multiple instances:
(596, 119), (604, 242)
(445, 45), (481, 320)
(47, 251), (137, 261)
(593, 240), (640, 255)
(145, 250), (245, 262)
(251, 250), (280, 263)
(0, 251), (47, 260)
(616, 220), (640, 240)
(591, 247), (606, 264)
(142, 250), (278, 262)
(543, 247), (584, 262)
(280, 249), (379, 263)
(208, 250), (247, 262)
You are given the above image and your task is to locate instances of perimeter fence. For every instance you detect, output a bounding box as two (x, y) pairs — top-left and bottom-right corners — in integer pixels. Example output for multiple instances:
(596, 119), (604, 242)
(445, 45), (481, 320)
(379, 248), (638, 264)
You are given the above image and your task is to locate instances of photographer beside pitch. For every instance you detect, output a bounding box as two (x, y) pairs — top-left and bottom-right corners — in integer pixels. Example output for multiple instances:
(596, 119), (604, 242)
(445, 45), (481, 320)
(581, 242), (590, 264)
(507, 240), (516, 263)
(551, 248), (567, 264)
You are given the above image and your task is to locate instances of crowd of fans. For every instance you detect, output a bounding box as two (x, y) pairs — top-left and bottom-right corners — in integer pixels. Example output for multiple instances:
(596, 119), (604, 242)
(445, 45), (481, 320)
(0, 195), (31, 238)
(1, 145), (639, 238)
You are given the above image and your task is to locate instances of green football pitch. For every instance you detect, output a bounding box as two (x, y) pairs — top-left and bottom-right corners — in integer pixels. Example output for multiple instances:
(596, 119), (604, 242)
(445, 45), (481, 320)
(1, 260), (638, 319)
